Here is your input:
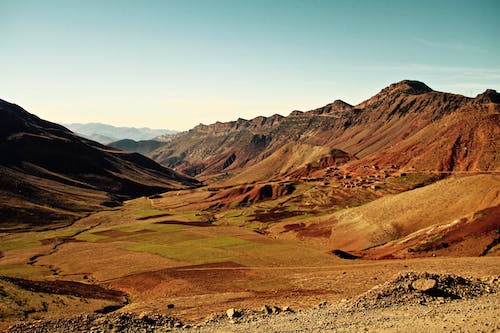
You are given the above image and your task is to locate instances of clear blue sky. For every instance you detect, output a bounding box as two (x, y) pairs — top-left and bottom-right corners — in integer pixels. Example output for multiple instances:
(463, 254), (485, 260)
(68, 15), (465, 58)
(1, 0), (499, 130)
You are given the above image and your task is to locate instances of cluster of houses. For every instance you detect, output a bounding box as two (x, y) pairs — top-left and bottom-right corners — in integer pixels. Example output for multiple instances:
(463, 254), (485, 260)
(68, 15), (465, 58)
(301, 164), (408, 190)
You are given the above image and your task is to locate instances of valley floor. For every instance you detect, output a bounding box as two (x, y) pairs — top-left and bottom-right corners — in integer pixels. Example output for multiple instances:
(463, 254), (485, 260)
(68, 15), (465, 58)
(1, 177), (499, 331)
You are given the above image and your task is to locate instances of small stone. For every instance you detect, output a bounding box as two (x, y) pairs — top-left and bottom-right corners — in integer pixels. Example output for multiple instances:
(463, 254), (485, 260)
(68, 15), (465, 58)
(226, 308), (241, 319)
(317, 301), (328, 308)
(260, 304), (271, 314)
(167, 303), (175, 309)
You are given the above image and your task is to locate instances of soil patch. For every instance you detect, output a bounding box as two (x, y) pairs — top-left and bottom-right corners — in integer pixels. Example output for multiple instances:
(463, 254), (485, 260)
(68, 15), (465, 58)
(251, 208), (306, 223)
(110, 262), (251, 295)
(297, 224), (332, 238)
(282, 223), (305, 231)
(281, 222), (332, 238)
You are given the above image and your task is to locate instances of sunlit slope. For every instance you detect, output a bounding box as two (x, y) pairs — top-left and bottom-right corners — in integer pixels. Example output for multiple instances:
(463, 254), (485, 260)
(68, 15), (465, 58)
(329, 174), (500, 251)
(223, 143), (350, 185)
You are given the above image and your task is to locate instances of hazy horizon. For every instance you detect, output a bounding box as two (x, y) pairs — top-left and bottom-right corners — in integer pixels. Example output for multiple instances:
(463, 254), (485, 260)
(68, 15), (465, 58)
(1, 0), (499, 130)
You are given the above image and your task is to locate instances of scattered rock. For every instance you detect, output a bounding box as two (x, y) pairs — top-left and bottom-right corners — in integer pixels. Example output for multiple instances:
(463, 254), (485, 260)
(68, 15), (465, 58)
(167, 303), (175, 309)
(7, 312), (181, 333)
(348, 272), (499, 310)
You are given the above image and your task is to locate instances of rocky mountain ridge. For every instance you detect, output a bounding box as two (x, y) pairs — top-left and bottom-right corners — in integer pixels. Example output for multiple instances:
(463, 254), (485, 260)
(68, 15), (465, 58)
(149, 80), (499, 180)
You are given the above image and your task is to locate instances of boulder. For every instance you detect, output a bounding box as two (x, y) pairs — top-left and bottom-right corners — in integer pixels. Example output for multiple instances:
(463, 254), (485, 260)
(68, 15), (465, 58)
(412, 278), (437, 291)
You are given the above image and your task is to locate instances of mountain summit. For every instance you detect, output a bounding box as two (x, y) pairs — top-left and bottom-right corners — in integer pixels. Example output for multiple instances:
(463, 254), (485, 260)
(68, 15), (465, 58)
(475, 89), (500, 104)
(383, 79), (434, 95)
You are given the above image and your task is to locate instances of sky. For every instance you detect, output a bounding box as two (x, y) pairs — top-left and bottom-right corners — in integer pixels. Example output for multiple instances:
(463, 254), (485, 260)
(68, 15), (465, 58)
(1, 0), (499, 130)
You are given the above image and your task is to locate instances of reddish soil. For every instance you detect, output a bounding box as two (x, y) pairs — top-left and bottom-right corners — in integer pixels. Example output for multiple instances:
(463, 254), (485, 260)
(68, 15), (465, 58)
(251, 207), (308, 222)
(282, 223), (306, 231)
(108, 262), (254, 296)
(281, 223), (332, 238)
(297, 224), (332, 238)
(211, 182), (295, 207)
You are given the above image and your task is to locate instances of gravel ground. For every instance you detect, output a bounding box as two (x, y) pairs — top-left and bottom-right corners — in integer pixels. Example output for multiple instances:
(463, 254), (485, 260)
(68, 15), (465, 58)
(194, 294), (499, 333)
(7, 272), (500, 333)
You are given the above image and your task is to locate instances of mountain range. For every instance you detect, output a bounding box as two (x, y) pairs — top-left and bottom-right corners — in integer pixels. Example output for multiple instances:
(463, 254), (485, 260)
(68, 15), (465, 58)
(148, 80), (499, 182)
(62, 122), (177, 144)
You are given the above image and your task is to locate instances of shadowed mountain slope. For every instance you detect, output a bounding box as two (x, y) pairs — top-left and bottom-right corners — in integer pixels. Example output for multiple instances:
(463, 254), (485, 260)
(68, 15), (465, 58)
(108, 139), (166, 155)
(149, 80), (499, 181)
(0, 99), (200, 230)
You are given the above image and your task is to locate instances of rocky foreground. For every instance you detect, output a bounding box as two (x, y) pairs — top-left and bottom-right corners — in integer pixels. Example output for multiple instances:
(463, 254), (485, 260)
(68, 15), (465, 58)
(7, 272), (499, 333)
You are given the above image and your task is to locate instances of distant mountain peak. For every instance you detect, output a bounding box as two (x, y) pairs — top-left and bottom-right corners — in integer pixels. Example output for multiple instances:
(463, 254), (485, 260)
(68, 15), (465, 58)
(383, 80), (433, 95)
(356, 80), (434, 109)
(331, 99), (353, 110)
(62, 122), (177, 144)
